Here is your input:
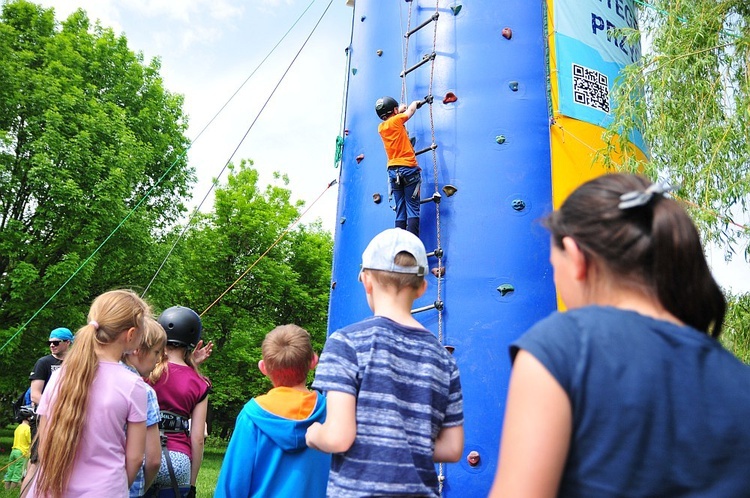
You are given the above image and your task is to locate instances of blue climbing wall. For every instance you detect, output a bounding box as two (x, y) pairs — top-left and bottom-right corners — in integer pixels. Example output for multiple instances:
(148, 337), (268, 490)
(329, 1), (557, 495)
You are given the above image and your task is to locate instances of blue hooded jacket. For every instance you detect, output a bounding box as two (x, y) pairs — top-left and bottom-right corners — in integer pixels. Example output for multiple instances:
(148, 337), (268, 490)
(215, 390), (330, 497)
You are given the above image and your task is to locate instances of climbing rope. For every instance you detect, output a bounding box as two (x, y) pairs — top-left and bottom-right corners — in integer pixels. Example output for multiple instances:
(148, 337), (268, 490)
(397, 0), (448, 491)
(424, 2), (447, 492)
(142, 0), (336, 298)
(400, 0), (414, 104)
(335, 5), (357, 168)
(0, 0), (332, 353)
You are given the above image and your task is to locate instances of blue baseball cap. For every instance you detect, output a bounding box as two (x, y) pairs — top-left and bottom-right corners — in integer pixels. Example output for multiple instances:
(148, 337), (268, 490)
(49, 327), (74, 342)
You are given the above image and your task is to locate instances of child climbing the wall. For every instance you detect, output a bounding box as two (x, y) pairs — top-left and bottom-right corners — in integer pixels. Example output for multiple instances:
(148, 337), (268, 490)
(375, 96), (424, 236)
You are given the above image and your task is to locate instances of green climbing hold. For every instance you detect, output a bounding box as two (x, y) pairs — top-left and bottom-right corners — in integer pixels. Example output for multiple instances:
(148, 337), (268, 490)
(497, 284), (515, 296)
(451, 5), (462, 16)
(352, 68), (358, 75)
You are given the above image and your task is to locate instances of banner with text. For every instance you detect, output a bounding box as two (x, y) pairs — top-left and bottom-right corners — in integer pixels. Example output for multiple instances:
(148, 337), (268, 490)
(553, 0), (645, 151)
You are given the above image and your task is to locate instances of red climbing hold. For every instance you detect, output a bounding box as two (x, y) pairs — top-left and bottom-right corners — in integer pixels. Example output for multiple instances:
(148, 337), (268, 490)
(443, 92), (457, 104)
(502, 27), (512, 39)
(356, 154), (365, 164)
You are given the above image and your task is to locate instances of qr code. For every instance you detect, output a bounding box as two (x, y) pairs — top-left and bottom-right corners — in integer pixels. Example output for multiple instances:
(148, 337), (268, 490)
(572, 64), (610, 113)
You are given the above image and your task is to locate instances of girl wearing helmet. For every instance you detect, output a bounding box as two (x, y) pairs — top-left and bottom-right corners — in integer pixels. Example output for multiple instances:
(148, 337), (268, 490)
(147, 307), (210, 498)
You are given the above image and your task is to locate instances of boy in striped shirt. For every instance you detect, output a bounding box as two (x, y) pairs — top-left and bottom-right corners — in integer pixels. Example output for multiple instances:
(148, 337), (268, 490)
(306, 228), (464, 497)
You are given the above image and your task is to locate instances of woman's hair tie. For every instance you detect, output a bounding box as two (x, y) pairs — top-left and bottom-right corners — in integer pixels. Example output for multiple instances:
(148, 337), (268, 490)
(89, 320), (99, 330)
(618, 182), (676, 210)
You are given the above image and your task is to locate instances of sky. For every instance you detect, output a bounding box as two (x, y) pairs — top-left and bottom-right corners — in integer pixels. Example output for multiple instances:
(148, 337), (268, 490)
(33, 0), (750, 293)
(37, 0), (352, 231)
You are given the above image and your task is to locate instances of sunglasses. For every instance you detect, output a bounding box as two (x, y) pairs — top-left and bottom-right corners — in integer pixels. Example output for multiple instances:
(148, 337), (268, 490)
(48, 340), (66, 346)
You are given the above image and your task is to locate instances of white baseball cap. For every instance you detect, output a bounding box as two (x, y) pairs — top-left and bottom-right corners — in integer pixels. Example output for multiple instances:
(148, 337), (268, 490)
(361, 228), (427, 276)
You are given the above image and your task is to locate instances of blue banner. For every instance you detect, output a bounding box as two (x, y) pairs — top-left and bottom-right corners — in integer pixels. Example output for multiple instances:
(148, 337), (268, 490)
(554, 0), (645, 151)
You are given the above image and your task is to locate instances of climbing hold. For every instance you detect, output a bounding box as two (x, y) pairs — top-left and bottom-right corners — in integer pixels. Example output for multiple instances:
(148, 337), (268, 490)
(495, 135), (506, 144)
(344, 129), (349, 136)
(443, 92), (458, 104)
(356, 154), (365, 164)
(372, 193), (382, 204)
(442, 185), (458, 197)
(344, 46), (350, 55)
(431, 267), (445, 278)
(450, 5), (462, 15)
(467, 451), (481, 467)
(339, 217), (346, 224)
(376, 49), (383, 56)
(509, 81), (519, 91)
(331, 281), (336, 289)
(511, 199), (526, 211)
(497, 284), (515, 296)
(502, 27), (512, 39)
(360, 15), (366, 22)
(444, 345), (455, 354)
(352, 68), (358, 75)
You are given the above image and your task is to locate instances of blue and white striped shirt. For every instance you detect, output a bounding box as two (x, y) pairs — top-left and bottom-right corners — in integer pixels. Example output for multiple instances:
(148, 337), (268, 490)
(312, 316), (463, 498)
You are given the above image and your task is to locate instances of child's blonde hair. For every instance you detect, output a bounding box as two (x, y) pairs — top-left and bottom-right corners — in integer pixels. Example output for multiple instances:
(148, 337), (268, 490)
(262, 324), (314, 387)
(140, 317), (167, 353)
(36, 289), (151, 498)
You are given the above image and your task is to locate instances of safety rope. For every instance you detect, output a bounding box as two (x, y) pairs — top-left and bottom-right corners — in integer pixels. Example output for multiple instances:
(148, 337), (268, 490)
(200, 179), (337, 317)
(335, 5), (357, 168)
(418, 0), (447, 493)
(0, 0), (325, 353)
(142, 0), (336, 298)
(400, 1), (414, 104)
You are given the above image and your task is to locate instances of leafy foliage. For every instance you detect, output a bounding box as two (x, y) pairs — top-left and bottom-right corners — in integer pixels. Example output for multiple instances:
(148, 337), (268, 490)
(144, 161), (333, 436)
(603, 0), (750, 255)
(722, 293), (750, 363)
(0, 0), (192, 397)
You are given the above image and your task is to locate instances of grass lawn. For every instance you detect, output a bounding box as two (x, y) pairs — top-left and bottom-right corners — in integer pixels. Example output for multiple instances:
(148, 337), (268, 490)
(0, 426), (226, 498)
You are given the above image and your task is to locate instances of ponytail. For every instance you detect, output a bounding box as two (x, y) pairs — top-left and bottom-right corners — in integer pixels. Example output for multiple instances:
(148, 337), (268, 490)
(651, 197), (726, 337)
(36, 323), (99, 498)
(545, 173), (726, 336)
(35, 289), (151, 498)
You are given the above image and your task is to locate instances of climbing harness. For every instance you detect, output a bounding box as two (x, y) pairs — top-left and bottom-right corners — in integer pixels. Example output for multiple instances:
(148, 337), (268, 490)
(160, 410), (191, 435)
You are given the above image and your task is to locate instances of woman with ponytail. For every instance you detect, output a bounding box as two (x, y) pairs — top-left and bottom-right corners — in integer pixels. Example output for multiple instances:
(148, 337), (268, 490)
(490, 174), (750, 497)
(28, 290), (152, 498)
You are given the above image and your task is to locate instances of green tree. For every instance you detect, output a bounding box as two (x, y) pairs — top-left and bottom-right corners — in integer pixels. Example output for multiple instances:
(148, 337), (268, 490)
(604, 0), (750, 253)
(145, 161), (333, 436)
(0, 1), (192, 396)
(722, 293), (750, 363)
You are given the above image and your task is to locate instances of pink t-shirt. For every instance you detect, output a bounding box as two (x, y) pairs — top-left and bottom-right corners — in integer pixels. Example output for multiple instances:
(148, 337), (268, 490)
(149, 362), (209, 459)
(31, 361), (147, 498)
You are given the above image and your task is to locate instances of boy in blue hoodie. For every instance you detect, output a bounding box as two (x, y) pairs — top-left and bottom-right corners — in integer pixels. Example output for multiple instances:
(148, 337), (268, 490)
(215, 325), (330, 498)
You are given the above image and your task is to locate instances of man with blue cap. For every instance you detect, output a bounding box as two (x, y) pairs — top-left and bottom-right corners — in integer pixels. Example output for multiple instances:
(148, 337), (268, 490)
(29, 327), (74, 405)
(24, 327), (74, 481)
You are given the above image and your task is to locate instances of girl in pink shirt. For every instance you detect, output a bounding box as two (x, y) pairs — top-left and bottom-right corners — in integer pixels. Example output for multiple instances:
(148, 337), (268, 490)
(28, 290), (152, 498)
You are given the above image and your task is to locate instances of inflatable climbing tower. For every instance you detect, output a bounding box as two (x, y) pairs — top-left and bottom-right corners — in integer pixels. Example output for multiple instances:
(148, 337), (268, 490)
(328, 0), (644, 495)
